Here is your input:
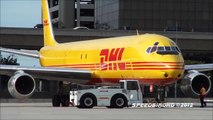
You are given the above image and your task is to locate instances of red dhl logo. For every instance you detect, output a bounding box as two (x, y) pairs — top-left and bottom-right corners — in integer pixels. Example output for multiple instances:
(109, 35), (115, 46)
(43, 19), (49, 26)
(100, 48), (125, 70)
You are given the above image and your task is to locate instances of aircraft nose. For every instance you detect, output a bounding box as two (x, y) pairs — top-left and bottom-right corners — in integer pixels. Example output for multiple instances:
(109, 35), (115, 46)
(161, 62), (184, 79)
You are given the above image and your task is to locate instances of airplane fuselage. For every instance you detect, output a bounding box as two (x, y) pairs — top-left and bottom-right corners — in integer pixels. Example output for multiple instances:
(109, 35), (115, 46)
(39, 34), (184, 86)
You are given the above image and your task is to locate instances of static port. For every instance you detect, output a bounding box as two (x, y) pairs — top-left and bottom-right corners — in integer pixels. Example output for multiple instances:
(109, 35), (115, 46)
(164, 73), (168, 78)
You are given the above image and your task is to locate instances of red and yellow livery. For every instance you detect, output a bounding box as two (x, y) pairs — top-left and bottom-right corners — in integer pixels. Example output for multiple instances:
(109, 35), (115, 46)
(40, 0), (184, 86)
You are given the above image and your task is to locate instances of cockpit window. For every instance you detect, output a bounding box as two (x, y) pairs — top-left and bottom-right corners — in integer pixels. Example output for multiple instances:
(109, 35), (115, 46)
(150, 46), (157, 53)
(157, 46), (179, 55)
(146, 42), (159, 54)
(171, 47), (176, 51)
(165, 47), (171, 51)
(146, 42), (180, 55)
(147, 46), (180, 55)
(157, 47), (165, 51)
(146, 47), (151, 53)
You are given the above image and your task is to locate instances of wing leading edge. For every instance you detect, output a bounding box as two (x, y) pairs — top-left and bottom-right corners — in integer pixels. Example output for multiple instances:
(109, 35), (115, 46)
(0, 65), (91, 84)
(0, 47), (39, 58)
(185, 64), (213, 72)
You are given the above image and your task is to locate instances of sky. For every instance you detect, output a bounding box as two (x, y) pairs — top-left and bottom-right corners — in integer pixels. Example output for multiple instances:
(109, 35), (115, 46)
(0, 0), (41, 28)
(1, 52), (40, 67)
(0, 0), (41, 66)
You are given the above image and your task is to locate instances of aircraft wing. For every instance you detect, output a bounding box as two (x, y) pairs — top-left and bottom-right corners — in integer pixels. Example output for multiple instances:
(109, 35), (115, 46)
(0, 47), (39, 58)
(185, 64), (213, 72)
(0, 65), (91, 84)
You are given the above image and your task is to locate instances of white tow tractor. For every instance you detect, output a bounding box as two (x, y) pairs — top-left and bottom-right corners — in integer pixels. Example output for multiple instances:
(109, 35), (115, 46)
(70, 80), (143, 108)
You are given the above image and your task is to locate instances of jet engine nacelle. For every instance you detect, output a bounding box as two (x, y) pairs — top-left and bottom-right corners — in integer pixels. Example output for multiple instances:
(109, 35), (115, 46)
(8, 70), (36, 99)
(180, 70), (211, 97)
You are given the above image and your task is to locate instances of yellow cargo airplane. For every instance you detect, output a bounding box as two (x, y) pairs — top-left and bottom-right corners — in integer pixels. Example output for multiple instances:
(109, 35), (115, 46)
(0, 0), (212, 106)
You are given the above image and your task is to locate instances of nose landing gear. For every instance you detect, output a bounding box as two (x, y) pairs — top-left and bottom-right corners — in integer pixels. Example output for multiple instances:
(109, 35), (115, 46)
(156, 87), (165, 102)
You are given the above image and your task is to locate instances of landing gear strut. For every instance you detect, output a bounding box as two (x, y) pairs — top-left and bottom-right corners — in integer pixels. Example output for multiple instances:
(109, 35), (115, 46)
(52, 81), (70, 107)
(156, 87), (165, 103)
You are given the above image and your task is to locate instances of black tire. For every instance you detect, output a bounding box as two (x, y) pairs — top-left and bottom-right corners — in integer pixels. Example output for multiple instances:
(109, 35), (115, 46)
(111, 95), (127, 108)
(61, 95), (70, 107)
(80, 94), (96, 108)
(52, 95), (61, 107)
(76, 105), (83, 108)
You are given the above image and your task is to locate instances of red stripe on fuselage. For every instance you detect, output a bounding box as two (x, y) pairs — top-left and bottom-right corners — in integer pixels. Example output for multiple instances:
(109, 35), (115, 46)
(131, 62), (184, 64)
(45, 62), (184, 71)
(88, 77), (179, 86)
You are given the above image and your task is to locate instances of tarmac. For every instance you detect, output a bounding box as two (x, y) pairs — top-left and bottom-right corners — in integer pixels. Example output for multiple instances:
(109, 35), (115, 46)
(0, 102), (212, 120)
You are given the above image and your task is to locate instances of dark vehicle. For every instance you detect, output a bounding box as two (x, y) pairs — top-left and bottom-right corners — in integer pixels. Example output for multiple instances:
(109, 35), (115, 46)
(34, 24), (43, 28)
